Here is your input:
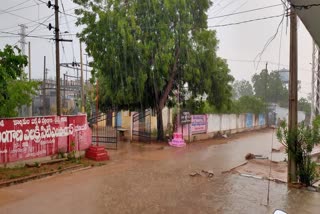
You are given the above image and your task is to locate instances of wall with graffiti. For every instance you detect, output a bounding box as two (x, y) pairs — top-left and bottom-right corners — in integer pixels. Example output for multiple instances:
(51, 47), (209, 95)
(0, 115), (91, 164)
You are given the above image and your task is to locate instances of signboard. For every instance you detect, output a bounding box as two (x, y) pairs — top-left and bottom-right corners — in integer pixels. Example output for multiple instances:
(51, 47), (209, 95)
(181, 112), (191, 124)
(191, 115), (207, 134)
(0, 115), (91, 164)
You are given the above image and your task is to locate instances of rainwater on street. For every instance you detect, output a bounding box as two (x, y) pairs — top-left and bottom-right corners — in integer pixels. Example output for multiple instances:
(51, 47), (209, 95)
(0, 129), (319, 214)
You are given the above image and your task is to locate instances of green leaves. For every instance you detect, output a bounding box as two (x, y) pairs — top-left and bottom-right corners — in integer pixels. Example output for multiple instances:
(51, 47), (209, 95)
(277, 118), (320, 185)
(232, 80), (254, 100)
(74, 0), (234, 138)
(0, 45), (40, 117)
(252, 69), (288, 105)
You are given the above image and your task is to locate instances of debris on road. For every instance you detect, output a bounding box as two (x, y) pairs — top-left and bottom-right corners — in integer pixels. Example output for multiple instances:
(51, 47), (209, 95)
(189, 170), (214, 178)
(222, 134), (228, 139)
(272, 148), (280, 152)
(189, 172), (201, 177)
(245, 153), (255, 160)
(240, 173), (263, 180)
(222, 161), (248, 174)
(202, 170), (214, 177)
(245, 153), (268, 160)
(254, 155), (268, 160)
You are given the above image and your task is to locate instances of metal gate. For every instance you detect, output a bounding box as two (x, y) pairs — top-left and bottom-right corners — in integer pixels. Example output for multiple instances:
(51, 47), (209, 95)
(89, 111), (118, 149)
(132, 109), (152, 143)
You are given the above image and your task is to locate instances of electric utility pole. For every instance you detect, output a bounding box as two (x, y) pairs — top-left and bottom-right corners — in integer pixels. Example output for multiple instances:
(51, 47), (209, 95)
(54, 0), (61, 116)
(80, 41), (85, 113)
(28, 42), (32, 116)
(288, 8), (298, 184)
(47, 0), (72, 116)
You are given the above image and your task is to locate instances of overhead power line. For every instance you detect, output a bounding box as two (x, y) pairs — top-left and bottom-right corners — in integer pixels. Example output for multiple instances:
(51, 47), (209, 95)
(36, 0), (47, 4)
(0, 3), (38, 16)
(208, 14), (284, 28)
(0, 0), (33, 14)
(0, 8), (48, 28)
(0, 6), (80, 32)
(208, 3), (282, 19)
(0, 31), (53, 40)
(13, 14), (54, 45)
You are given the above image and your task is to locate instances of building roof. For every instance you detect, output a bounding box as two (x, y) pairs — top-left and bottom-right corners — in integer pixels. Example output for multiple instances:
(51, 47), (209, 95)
(291, 0), (320, 47)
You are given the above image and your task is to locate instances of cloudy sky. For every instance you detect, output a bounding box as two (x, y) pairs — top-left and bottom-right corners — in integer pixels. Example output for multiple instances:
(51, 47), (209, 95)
(0, 0), (314, 98)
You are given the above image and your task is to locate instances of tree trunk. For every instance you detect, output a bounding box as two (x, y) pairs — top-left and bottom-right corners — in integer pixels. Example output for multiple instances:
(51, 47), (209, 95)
(156, 46), (181, 141)
(157, 107), (164, 141)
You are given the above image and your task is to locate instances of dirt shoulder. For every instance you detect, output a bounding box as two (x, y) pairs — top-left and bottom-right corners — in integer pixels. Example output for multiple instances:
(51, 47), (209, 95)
(0, 158), (105, 186)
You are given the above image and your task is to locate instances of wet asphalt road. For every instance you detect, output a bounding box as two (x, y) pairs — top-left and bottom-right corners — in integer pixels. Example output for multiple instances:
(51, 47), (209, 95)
(0, 129), (319, 214)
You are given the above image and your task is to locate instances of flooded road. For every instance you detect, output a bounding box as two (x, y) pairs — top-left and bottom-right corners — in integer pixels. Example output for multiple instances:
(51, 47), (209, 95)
(0, 129), (319, 214)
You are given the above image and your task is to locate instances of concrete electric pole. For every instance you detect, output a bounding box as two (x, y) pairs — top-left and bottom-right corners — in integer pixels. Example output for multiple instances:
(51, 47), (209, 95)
(28, 42), (32, 116)
(288, 8), (298, 184)
(54, 0), (61, 116)
(80, 41), (85, 113)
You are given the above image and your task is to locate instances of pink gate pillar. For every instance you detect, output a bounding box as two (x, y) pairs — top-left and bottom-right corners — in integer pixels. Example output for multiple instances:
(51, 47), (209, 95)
(169, 132), (186, 147)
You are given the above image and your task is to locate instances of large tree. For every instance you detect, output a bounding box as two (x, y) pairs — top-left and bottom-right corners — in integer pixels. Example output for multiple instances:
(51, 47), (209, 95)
(74, 0), (233, 140)
(252, 69), (288, 104)
(232, 80), (254, 100)
(0, 45), (39, 117)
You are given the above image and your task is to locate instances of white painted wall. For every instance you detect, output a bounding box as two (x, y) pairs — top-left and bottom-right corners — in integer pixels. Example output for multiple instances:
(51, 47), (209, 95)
(207, 114), (221, 133)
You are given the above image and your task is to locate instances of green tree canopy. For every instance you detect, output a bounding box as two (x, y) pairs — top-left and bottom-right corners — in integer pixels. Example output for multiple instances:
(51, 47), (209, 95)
(232, 80), (254, 100)
(0, 45), (39, 117)
(233, 96), (266, 115)
(252, 69), (288, 104)
(74, 0), (233, 139)
(298, 97), (311, 116)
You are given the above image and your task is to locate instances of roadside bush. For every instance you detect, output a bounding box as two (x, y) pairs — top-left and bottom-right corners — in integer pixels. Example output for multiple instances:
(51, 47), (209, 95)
(277, 117), (320, 186)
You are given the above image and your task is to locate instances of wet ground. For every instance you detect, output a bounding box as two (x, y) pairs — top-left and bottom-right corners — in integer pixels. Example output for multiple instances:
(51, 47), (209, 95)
(0, 129), (319, 214)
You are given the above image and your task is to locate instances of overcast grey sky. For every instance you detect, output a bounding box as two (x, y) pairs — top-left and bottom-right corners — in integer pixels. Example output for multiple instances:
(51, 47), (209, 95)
(0, 0), (314, 98)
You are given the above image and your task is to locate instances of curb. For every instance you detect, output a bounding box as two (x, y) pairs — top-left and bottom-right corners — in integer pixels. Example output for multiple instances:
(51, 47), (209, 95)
(0, 164), (84, 188)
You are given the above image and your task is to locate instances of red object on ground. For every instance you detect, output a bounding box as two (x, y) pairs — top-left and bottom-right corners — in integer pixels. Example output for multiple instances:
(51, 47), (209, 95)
(85, 146), (109, 161)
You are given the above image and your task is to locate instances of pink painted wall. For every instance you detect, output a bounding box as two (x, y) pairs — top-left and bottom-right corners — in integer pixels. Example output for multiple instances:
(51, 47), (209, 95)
(0, 115), (91, 164)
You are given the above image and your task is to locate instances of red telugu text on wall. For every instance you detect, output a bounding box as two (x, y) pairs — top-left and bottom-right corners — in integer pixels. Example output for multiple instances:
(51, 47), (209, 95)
(0, 115), (91, 164)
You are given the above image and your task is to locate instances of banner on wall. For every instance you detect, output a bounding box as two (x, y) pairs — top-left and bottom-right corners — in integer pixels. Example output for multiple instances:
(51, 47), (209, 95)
(191, 115), (207, 134)
(0, 115), (91, 164)
(259, 114), (265, 126)
(246, 113), (253, 128)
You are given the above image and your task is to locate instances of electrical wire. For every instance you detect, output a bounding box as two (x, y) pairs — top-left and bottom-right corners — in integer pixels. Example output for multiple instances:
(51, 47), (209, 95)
(0, 0), (33, 14)
(0, 3), (38, 16)
(0, 9), (49, 28)
(0, 31), (53, 40)
(36, 0), (47, 4)
(211, 0), (242, 17)
(208, 14), (284, 28)
(13, 14), (54, 45)
(208, 4), (282, 19)
(254, 8), (286, 70)
(214, 1), (248, 25)
(0, 6), (80, 32)
(60, 0), (76, 62)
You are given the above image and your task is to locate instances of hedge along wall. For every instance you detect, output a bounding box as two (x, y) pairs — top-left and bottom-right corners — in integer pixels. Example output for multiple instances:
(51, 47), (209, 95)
(0, 114), (91, 164)
(180, 113), (266, 141)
